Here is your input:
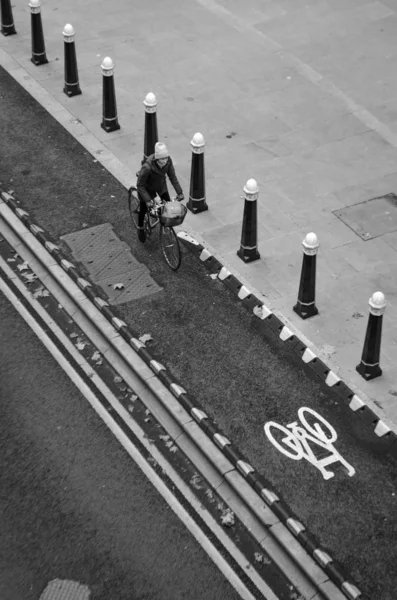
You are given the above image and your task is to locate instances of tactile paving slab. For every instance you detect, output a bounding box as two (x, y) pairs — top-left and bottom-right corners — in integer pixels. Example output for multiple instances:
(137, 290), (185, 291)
(99, 270), (162, 303)
(61, 224), (162, 304)
(39, 579), (90, 600)
(333, 193), (397, 240)
(61, 223), (114, 254)
(75, 243), (132, 279)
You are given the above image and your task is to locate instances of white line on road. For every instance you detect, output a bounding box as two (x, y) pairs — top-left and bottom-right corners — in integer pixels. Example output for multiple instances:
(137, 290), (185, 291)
(0, 266), (278, 600)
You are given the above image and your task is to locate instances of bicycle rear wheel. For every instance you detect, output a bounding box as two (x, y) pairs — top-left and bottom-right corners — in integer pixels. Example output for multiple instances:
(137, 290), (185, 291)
(128, 187), (140, 229)
(264, 422), (304, 460)
(160, 225), (181, 271)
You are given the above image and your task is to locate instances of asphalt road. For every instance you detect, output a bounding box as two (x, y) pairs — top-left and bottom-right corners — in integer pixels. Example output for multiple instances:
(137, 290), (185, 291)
(1, 65), (397, 599)
(0, 291), (241, 600)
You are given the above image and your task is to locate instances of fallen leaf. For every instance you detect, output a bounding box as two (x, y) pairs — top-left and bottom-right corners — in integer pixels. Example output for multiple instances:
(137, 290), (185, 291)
(130, 394), (138, 402)
(17, 261), (29, 272)
(114, 375), (123, 383)
(76, 340), (86, 351)
(70, 332), (78, 339)
(22, 273), (37, 283)
(220, 508), (235, 527)
(139, 333), (153, 344)
(169, 445), (178, 453)
(210, 273), (218, 279)
(32, 287), (50, 299)
(6, 258), (16, 262)
(113, 283), (125, 290)
(143, 434), (155, 445)
(82, 223), (88, 228)
(91, 351), (103, 364)
(205, 489), (215, 502)
(190, 474), (203, 490)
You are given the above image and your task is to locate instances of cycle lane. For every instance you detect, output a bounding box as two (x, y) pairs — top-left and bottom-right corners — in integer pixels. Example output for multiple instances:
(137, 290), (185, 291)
(0, 65), (396, 599)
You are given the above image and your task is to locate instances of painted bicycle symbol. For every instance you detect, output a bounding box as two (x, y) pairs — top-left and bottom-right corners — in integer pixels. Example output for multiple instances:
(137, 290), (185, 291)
(264, 407), (355, 480)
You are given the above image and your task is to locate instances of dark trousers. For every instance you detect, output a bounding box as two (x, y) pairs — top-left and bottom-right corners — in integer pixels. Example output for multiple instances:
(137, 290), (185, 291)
(138, 190), (171, 227)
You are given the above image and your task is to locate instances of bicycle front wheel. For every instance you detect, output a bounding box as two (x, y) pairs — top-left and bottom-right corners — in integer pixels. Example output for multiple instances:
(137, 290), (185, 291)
(297, 407), (337, 444)
(128, 187), (140, 229)
(160, 225), (181, 271)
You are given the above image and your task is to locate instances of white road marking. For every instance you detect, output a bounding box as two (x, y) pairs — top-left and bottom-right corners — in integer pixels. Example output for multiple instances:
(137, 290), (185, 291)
(265, 407), (355, 480)
(0, 267), (278, 600)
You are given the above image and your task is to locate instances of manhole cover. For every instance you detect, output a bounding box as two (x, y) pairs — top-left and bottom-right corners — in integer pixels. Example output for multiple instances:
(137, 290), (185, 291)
(39, 579), (90, 600)
(333, 193), (397, 240)
(61, 224), (162, 304)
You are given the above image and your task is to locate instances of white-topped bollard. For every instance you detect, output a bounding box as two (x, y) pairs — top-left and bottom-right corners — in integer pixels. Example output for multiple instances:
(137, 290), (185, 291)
(237, 178), (260, 263)
(142, 92), (158, 163)
(101, 57), (120, 132)
(356, 292), (387, 380)
(293, 232), (319, 319)
(62, 24), (81, 97)
(187, 132), (208, 214)
(29, 0), (47, 65)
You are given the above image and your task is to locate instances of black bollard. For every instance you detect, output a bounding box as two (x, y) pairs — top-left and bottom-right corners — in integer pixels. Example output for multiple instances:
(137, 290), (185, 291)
(187, 132), (208, 214)
(29, 0), (48, 65)
(142, 92), (158, 164)
(237, 179), (260, 263)
(1, 0), (17, 36)
(293, 232), (319, 319)
(101, 57), (120, 133)
(356, 292), (386, 380)
(63, 24), (81, 97)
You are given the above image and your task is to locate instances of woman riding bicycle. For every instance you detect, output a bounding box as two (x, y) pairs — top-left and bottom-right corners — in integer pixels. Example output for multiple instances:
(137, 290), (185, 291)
(136, 142), (184, 242)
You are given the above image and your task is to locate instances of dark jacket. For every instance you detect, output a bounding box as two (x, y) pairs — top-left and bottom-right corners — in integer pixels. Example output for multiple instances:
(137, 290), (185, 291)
(137, 155), (183, 205)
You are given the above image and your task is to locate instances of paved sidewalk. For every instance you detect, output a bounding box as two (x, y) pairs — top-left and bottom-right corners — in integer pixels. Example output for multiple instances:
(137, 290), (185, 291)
(1, 0), (397, 428)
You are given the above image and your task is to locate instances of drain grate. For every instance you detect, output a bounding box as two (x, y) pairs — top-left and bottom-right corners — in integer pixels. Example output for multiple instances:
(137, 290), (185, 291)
(333, 193), (397, 240)
(61, 224), (162, 304)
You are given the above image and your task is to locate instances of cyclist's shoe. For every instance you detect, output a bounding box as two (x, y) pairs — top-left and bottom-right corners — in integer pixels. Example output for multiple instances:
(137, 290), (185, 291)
(138, 227), (146, 243)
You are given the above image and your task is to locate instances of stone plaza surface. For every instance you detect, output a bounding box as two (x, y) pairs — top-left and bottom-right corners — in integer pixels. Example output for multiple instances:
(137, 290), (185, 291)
(1, 0), (397, 428)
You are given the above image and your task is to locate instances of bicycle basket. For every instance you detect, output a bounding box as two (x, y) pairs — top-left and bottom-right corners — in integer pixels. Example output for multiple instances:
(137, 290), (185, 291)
(160, 201), (187, 227)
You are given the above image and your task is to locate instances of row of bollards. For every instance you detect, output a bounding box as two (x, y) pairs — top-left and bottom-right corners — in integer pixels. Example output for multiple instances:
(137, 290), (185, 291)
(234, 180), (386, 382)
(1, 0), (386, 382)
(1, 0), (209, 213)
(293, 231), (386, 381)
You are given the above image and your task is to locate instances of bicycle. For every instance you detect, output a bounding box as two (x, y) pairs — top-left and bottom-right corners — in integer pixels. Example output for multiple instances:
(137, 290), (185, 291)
(128, 186), (185, 271)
